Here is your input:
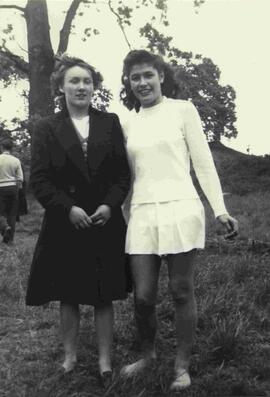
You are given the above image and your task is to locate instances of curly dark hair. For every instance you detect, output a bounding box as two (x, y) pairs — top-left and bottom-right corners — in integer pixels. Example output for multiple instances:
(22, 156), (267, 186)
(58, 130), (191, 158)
(120, 49), (177, 112)
(51, 54), (103, 109)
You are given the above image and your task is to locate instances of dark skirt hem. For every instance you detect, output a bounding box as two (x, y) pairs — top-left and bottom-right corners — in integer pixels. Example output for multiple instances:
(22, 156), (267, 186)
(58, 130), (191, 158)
(26, 292), (129, 307)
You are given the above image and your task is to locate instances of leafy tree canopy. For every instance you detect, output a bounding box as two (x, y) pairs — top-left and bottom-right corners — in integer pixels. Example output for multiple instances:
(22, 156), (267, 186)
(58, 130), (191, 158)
(0, 0), (236, 147)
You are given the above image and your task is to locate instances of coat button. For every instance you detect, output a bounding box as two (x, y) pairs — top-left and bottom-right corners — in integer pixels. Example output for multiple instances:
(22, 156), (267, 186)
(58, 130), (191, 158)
(69, 185), (76, 193)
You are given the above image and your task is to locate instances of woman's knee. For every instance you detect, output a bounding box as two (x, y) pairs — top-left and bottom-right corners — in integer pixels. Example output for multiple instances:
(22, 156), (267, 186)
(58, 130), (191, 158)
(135, 292), (156, 317)
(169, 278), (194, 305)
(134, 278), (158, 307)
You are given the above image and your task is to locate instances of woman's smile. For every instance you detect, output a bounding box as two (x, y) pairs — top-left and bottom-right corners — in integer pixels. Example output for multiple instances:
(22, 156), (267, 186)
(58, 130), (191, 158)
(138, 89), (152, 96)
(129, 63), (164, 108)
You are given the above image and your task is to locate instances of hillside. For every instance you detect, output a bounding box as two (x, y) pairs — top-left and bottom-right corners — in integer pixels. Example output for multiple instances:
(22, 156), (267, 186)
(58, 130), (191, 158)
(204, 141), (270, 196)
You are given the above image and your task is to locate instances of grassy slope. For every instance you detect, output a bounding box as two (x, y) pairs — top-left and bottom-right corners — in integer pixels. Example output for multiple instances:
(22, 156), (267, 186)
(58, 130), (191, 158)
(1, 146), (270, 397)
(209, 142), (270, 196)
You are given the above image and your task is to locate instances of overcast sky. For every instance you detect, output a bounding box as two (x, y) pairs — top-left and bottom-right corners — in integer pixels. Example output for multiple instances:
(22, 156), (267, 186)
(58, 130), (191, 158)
(1, 0), (269, 155)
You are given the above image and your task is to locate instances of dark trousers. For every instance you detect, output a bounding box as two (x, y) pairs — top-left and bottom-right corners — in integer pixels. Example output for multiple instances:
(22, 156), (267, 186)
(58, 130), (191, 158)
(0, 215), (8, 235)
(0, 186), (19, 241)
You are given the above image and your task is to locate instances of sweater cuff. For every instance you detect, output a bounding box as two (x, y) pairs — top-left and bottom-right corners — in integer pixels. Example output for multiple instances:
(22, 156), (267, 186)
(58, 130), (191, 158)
(214, 205), (228, 219)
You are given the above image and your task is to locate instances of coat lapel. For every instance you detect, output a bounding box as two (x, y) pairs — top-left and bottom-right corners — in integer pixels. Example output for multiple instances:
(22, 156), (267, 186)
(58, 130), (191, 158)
(53, 112), (90, 182)
(87, 108), (111, 175)
(52, 107), (111, 181)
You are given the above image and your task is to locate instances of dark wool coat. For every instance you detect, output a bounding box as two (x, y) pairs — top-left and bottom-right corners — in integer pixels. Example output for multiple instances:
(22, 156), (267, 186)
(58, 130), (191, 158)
(26, 107), (131, 306)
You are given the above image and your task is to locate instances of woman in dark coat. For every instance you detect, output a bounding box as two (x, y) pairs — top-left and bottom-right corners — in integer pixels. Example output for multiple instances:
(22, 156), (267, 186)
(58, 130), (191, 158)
(26, 55), (131, 384)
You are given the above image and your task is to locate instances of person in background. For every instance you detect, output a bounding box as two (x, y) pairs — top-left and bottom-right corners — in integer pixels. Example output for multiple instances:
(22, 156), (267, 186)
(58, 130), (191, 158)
(0, 138), (23, 244)
(26, 55), (131, 389)
(16, 165), (28, 222)
(120, 49), (238, 391)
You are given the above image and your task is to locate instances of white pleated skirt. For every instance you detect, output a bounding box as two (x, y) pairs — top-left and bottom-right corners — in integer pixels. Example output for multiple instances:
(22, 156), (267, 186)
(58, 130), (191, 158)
(125, 199), (205, 255)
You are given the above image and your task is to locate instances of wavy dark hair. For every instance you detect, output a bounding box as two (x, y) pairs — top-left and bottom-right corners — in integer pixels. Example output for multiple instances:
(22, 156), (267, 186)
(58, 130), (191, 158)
(120, 49), (177, 112)
(51, 54), (103, 110)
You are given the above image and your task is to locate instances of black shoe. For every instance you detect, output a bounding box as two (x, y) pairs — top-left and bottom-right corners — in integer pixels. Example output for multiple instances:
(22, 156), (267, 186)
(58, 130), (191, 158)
(99, 371), (113, 390)
(3, 226), (12, 243)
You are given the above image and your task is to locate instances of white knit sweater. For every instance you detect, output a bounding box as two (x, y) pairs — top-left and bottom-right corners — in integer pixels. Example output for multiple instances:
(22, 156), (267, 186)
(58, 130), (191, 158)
(122, 97), (227, 218)
(0, 152), (24, 187)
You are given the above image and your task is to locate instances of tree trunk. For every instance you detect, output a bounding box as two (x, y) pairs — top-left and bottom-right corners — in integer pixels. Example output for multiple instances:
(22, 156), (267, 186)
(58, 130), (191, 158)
(25, 0), (55, 121)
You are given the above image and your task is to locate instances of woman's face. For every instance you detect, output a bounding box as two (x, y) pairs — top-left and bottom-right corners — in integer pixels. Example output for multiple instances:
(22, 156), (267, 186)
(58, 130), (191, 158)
(129, 63), (164, 108)
(60, 65), (94, 110)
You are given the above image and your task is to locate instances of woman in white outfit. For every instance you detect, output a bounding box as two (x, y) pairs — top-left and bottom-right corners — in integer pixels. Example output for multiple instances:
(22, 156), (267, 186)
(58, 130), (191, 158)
(120, 50), (238, 391)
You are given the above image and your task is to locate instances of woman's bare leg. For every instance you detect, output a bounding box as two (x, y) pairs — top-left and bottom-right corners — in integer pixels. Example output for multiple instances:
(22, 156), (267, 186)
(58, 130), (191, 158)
(121, 254), (161, 377)
(60, 302), (80, 372)
(94, 302), (114, 374)
(167, 250), (197, 390)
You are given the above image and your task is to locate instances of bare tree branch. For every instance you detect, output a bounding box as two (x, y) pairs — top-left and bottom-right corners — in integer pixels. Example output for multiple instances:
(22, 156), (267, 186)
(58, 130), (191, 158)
(0, 4), (25, 14)
(0, 48), (29, 75)
(107, 0), (131, 50)
(15, 41), (28, 55)
(57, 0), (83, 54)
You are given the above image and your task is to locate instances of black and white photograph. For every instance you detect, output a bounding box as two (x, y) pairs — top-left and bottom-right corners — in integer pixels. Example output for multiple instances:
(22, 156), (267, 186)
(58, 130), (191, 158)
(0, 0), (269, 396)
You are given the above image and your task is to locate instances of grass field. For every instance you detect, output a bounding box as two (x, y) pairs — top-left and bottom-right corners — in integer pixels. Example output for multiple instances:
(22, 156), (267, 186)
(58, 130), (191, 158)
(0, 192), (270, 397)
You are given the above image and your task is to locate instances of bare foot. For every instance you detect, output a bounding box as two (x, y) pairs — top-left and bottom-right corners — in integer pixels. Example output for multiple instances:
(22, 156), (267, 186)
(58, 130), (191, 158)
(170, 370), (191, 391)
(120, 353), (156, 378)
(62, 356), (77, 373)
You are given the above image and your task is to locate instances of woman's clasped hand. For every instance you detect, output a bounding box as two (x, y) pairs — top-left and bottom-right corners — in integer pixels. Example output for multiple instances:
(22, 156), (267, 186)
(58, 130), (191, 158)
(69, 204), (111, 229)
